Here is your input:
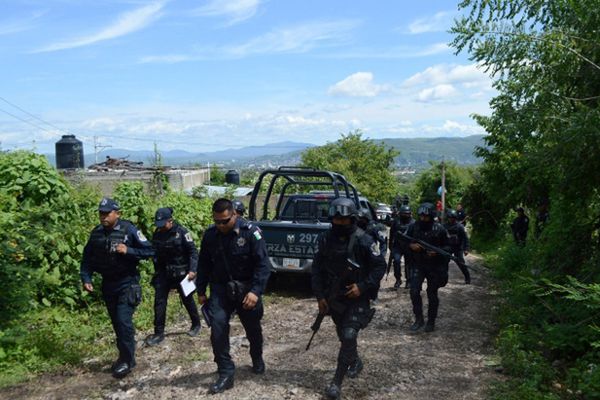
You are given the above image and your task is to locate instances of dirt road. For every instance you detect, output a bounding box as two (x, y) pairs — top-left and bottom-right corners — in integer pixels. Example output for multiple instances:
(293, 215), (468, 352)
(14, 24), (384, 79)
(2, 254), (498, 399)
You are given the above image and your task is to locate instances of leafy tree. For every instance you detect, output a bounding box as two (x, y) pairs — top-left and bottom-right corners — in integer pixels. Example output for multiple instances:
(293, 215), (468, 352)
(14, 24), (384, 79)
(413, 161), (476, 208)
(452, 1), (600, 396)
(300, 130), (400, 203)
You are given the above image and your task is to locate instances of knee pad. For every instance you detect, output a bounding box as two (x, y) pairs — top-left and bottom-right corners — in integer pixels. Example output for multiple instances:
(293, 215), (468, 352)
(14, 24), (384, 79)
(341, 327), (358, 341)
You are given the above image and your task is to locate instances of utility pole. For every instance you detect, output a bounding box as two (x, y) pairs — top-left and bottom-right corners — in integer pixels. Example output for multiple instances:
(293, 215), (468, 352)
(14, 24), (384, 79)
(441, 157), (446, 223)
(94, 136), (111, 164)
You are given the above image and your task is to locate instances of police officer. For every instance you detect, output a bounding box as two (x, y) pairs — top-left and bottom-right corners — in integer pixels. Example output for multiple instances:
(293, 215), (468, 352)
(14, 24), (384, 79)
(196, 198), (271, 394)
(407, 202), (450, 333)
(444, 209), (471, 284)
(357, 209), (388, 258)
(511, 207), (529, 246)
(80, 198), (153, 378)
(146, 207), (201, 346)
(311, 197), (386, 399)
(389, 205), (415, 289)
(232, 199), (246, 218)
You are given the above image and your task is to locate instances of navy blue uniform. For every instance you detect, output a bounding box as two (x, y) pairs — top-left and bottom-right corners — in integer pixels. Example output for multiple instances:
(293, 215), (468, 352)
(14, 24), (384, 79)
(444, 221), (470, 283)
(389, 216), (415, 286)
(197, 218), (271, 377)
(407, 221), (450, 326)
(151, 223), (201, 335)
(80, 219), (153, 367)
(311, 227), (386, 386)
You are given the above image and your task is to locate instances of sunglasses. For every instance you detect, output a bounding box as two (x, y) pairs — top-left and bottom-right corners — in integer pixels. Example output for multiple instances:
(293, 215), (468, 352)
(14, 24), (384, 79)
(213, 216), (232, 225)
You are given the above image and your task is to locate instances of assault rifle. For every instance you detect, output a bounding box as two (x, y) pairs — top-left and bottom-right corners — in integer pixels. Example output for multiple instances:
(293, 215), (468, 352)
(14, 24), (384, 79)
(306, 258), (360, 351)
(385, 253), (393, 280)
(398, 231), (479, 273)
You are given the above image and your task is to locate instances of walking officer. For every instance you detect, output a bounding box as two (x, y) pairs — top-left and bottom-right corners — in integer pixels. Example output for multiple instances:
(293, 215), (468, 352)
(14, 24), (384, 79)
(511, 207), (529, 246)
(311, 197), (386, 399)
(407, 202), (450, 333)
(146, 207), (201, 346)
(444, 209), (471, 284)
(196, 198), (271, 394)
(80, 198), (154, 378)
(389, 205), (414, 289)
(232, 199), (246, 218)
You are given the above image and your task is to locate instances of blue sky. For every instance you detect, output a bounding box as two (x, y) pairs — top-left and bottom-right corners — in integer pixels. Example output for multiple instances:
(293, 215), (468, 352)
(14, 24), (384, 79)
(0, 0), (494, 154)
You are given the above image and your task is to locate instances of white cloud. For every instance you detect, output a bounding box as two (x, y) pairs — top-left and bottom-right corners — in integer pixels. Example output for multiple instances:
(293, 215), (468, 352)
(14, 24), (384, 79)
(33, 2), (165, 53)
(328, 72), (386, 97)
(407, 11), (454, 34)
(140, 19), (360, 63)
(0, 10), (45, 36)
(404, 63), (490, 88)
(193, 0), (261, 26)
(417, 84), (458, 102)
(226, 19), (359, 57)
(320, 42), (449, 60)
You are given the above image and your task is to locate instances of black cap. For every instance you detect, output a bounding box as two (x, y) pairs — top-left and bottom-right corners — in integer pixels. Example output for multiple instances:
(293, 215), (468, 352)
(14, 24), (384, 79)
(154, 207), (173, 228)
(98, 197), (120, 212)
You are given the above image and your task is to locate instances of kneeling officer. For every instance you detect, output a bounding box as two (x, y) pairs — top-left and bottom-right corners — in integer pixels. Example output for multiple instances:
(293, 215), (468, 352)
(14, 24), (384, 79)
(146, 207), (201, 346)
(311, 197), (386, 399)
(80, 198), (153, 378)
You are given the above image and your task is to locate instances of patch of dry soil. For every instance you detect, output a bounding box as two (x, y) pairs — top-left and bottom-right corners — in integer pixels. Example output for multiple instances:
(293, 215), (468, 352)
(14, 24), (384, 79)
(1, 254), (499, 399)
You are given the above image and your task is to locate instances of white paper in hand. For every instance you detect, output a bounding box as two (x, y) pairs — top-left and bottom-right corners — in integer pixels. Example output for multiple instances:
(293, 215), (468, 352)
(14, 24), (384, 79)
(180, 276), (196, 297)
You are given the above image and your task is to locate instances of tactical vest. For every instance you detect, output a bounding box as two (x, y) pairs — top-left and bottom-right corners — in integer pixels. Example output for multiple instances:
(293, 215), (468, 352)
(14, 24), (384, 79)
(393, 218), (413, 246)
(88, 222), (132, 280)
(320, 229), (368, 295)
(445, 223), (461, 247)
(411, 221), (446, 266)
(153, 226), (188, 269)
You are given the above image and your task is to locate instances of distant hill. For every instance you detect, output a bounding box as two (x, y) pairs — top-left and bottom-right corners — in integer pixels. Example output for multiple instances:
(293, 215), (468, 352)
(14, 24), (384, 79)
(380, 135), (485, 167)
(44, 136), (486, 169)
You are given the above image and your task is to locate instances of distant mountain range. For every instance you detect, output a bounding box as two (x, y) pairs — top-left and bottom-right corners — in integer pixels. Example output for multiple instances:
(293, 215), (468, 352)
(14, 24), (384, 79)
(44, 135), (486, 169)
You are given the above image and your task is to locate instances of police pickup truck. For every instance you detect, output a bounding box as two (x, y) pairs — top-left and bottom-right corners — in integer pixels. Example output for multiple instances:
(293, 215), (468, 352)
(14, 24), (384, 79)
(248, 167), (377, 274)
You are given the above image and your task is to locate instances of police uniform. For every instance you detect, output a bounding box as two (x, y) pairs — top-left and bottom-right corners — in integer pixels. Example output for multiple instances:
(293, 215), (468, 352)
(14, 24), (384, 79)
(80, 214), (153, 374)
(197, 218), (271, 380)
(389, 215), (415, 288)
(311, 225), (386, 396)
(151, 222), (201, 337)
(511, 211), (529, 245)
(407, 216), (450, 332)
(444, 220), (470, 284)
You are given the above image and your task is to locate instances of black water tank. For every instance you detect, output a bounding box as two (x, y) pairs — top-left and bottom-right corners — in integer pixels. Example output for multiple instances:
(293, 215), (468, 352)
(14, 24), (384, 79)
(225, 169), (240, 185)
(55, 135), (84, 169)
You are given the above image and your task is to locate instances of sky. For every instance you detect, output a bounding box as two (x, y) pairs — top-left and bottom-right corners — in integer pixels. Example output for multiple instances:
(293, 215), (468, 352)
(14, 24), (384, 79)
(0, 0), (495, 154)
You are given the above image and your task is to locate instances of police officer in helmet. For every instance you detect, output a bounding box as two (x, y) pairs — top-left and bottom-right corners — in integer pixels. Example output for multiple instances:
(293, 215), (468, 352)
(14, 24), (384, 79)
(311, 197), (386, 399)
(232, 199), (246, 218)
(80, 198), (154, 378)
(444, 209), (471, 284)
(389, 205), (415, 289)
(146, 207), (202, 346)
(407, 202), (450, 333)
(196, 198), (271, 394)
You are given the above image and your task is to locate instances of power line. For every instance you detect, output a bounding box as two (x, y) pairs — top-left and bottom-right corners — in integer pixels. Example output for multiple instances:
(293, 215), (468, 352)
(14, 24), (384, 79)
(0, 96), (315, 150)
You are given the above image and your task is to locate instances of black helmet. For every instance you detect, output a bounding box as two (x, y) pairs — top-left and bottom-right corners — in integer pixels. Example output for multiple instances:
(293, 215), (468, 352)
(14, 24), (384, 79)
(232, 199), (246, 216)
(417, 202), (435, 216)
(328, 197), (358, 218)
(446, 209), (458, 219)
(399, 205), (411, 215)
(357, 208), (372, 221)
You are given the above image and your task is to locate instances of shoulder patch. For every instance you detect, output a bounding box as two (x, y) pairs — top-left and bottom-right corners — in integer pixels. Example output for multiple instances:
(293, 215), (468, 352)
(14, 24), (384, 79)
(253, 230), (262, 241)
(137, 230), (148, 242)
(370, 242), (381, 256)
(185, 232), (193, 242)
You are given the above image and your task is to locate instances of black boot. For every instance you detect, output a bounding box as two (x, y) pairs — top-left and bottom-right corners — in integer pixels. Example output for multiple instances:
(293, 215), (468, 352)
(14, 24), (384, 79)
(424, 320), (435, 332)
(325, 382), (342, 399)
(410, 315), (424, 331)
(209, 375), (234, 394)
(145, 333), (164, 346)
